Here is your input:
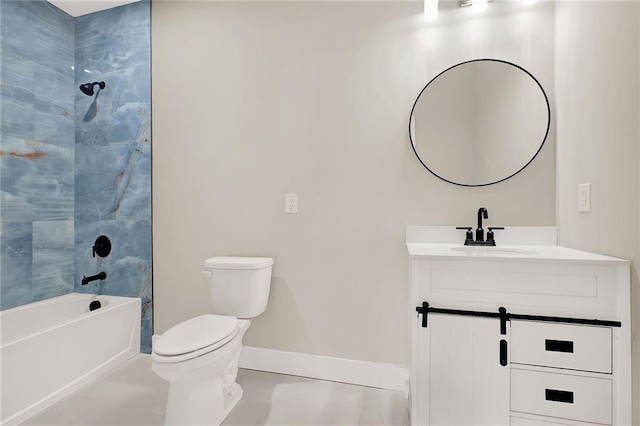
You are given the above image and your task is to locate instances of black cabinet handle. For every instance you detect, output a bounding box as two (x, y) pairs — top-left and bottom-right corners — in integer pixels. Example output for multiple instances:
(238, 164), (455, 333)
(545, 339), (574, 353)
(545, 389), (574, 404)
(499, 339), (508, 366)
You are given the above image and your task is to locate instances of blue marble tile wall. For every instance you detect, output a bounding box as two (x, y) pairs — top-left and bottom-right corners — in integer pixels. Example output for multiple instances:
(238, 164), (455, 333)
(73, 2), (152, 353)
(1, 1), (75, 309)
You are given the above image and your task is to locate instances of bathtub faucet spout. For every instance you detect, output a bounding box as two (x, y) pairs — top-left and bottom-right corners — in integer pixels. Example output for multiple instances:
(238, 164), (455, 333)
(82, 272), (107, 285)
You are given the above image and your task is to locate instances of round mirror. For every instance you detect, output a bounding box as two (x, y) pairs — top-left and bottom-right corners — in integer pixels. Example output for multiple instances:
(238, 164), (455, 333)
(409, 59), (550, 187)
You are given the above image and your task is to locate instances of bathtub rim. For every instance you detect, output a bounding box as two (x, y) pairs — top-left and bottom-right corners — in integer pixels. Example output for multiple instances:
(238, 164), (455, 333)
(1, 293), (140, 348)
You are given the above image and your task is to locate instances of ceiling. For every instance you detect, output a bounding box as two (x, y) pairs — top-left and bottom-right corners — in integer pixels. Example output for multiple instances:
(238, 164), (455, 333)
(48, 0), (142, 17)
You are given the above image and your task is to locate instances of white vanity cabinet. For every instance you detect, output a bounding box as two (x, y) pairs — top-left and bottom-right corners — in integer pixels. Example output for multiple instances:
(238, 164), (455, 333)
(407, 227), (631, 426)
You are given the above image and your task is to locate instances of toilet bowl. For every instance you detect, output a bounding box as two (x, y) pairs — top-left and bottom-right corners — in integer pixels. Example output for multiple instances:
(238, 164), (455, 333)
(152, 257), (273, 426)
(152, 317), (250, 425)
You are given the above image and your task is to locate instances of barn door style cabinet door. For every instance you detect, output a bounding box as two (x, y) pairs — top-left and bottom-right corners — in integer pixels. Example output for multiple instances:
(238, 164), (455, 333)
(406, 226), (632, 426)
(421, 313), (510, 425)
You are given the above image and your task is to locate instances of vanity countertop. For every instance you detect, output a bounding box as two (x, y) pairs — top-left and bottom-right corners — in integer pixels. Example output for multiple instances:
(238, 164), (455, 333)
(406, 243), (629, 265)
(406, 226), (629, 265)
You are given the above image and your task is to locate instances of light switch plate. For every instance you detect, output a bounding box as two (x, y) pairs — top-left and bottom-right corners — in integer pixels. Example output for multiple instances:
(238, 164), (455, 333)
(578, 183), (591, 213)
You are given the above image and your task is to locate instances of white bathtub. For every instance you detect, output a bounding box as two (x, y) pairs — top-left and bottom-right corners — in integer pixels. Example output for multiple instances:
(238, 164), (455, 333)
(0, 293), (140, 425)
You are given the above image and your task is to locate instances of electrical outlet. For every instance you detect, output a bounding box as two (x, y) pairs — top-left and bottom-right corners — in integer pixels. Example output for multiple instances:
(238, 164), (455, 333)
(285, 193), (298, 214)
(578, 183), (591, 213)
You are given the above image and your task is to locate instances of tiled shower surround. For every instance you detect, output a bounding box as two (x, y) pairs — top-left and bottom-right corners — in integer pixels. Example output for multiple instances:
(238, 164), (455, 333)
(73, 1), (152, 353)
(0, 1), (152, 353)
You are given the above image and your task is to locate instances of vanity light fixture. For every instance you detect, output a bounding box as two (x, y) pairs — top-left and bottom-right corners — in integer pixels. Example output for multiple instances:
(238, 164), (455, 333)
(460, 0), (492, 11)
(424, 0), (438, 21)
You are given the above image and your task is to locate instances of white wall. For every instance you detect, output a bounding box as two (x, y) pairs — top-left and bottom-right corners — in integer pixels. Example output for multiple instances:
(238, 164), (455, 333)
(555, 2), (640, 422)
(152, 1), (556, 365)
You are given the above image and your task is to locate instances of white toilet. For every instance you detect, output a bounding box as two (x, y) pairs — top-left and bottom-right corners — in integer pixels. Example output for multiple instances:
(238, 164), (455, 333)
(152, 256), (273, 426)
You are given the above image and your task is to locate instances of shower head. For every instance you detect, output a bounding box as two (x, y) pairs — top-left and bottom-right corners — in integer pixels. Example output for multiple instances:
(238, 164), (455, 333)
(79, 81), (106, 96)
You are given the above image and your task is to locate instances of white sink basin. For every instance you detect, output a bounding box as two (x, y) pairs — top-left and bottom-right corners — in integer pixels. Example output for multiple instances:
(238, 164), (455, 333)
(449, 246), (537, 256)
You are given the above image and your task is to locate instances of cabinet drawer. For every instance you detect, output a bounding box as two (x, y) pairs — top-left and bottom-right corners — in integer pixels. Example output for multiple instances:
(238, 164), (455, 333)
(511, 369), (612, 425)
(511, 321), (612, 373)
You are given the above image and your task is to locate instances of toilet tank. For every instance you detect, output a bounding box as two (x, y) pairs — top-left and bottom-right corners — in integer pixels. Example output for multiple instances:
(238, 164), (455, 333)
(203, 257), (273, 318)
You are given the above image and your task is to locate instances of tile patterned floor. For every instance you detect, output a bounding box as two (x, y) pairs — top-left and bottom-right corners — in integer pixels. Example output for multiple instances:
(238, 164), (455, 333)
(23, 355), (409, 425)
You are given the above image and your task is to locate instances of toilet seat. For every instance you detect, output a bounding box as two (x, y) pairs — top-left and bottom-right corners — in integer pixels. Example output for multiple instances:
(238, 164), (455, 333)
(153, 314), (239, 363)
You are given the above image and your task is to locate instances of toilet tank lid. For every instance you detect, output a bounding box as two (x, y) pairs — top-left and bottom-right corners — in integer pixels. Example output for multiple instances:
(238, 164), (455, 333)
(204, 256), (274, 270)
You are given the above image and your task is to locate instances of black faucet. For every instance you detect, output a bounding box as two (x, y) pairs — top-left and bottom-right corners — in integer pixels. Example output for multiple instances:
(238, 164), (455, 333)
(476, 207), (488, 243)
(82, 272), (107, 285)
(457, 207), (504, 246)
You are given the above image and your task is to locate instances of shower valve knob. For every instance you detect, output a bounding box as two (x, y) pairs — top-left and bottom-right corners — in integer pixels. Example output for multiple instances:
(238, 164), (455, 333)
(93, 235), (112, 258)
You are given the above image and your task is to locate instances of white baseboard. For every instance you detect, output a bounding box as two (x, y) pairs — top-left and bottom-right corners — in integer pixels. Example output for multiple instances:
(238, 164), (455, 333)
(239, 346), (409, 394)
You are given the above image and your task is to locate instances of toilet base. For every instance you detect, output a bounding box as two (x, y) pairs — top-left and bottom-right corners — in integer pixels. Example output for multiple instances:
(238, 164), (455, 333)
(224, 383), (244, 419)
(164, 376), (243, 426)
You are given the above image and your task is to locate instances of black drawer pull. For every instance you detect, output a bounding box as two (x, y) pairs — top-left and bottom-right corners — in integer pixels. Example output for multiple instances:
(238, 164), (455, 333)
(545, 389), (574, 404)
(545, 339), (574, 353)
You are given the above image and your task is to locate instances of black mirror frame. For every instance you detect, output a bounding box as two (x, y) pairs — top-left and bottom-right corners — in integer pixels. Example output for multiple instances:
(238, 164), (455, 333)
(409, 58), (551, 187)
